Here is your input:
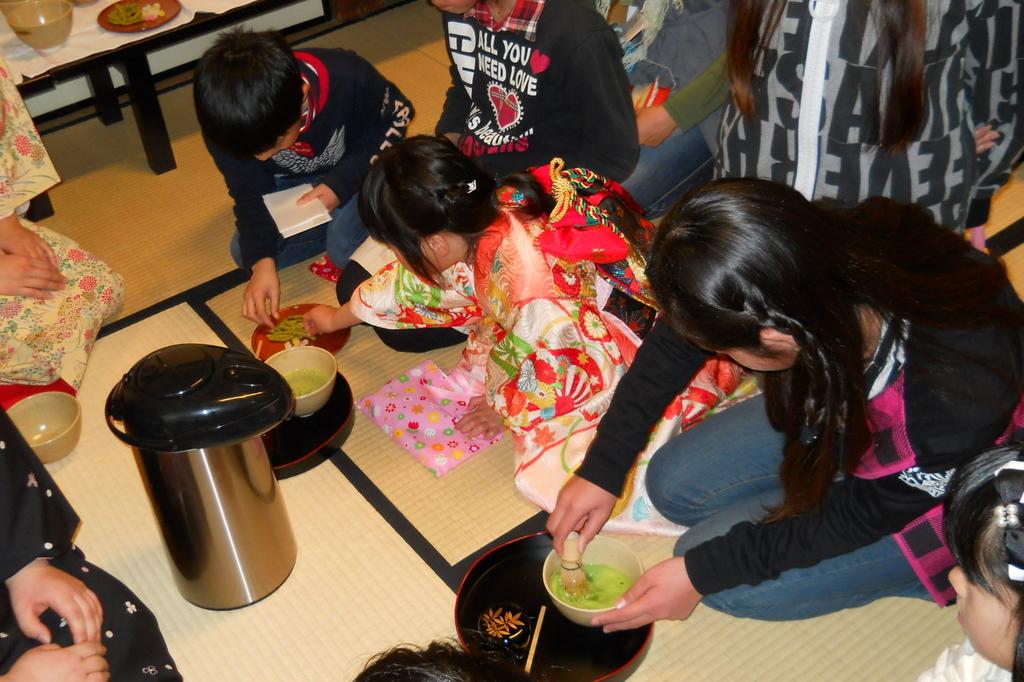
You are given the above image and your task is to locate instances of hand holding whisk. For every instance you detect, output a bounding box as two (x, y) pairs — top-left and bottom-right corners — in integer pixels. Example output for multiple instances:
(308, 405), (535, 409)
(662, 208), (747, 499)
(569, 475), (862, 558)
(560, 531), (590, 598)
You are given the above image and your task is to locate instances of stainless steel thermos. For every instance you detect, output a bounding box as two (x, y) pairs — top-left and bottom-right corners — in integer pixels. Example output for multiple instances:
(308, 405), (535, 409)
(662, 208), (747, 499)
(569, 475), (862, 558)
(106, 343), (297, 609)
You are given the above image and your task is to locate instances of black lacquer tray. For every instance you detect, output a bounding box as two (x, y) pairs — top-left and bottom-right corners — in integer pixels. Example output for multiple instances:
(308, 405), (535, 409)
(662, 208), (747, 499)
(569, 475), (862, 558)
(455, 533), (652, 681)
(262, 372), (353, 479)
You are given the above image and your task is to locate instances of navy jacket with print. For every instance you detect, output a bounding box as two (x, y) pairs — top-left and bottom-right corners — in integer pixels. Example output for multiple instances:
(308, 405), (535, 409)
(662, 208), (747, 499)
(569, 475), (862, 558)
(206, 48), (413, 269)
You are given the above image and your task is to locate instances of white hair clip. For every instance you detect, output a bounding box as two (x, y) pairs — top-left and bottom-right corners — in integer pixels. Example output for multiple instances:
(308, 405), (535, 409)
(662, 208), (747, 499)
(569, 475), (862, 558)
(466, 180), (477, 194)
(993, 460), (1024, 581)
(995, 503), (1021, 528)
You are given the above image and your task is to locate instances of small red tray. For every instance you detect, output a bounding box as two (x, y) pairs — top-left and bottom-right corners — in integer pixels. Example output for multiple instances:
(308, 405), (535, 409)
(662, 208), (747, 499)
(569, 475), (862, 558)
(251, 303), (351, 361)
(97, 0), (180, 33)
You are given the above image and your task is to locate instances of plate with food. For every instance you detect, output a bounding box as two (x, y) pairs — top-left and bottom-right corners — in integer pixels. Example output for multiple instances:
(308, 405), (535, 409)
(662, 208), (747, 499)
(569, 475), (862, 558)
(251, 303), (351, 361)
(98, 0), (180, 32)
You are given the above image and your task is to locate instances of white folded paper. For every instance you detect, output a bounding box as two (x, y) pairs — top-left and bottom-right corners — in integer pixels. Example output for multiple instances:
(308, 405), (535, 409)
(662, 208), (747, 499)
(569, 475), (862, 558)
(263, 184), (332, 239)
(350, 237), (396, 274)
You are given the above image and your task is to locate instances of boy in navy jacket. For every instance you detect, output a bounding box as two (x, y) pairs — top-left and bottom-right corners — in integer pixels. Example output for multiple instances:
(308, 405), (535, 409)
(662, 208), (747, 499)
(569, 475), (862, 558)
(195, 29), (412, 326)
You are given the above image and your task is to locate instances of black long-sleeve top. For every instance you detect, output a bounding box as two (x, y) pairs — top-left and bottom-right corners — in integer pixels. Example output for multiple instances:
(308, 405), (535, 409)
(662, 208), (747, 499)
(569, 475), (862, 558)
(577, 314), (1024, 595)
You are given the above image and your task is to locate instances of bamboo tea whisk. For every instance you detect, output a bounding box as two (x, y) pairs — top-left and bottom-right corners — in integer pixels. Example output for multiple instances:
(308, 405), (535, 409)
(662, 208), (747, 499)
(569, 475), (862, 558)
(560, 532), (590, 598)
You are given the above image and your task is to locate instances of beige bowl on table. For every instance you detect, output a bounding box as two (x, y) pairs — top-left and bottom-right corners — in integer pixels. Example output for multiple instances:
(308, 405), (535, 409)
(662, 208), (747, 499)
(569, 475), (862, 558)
(5, 0), (72, 50)
(8, 391), (82, 464)
(264, 345), (338, 418)
(542, 534), (644, 627)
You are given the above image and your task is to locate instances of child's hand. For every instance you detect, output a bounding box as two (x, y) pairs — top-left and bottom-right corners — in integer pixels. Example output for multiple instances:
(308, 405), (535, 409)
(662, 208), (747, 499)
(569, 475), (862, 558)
(303, 304), (339, 336)
(974, 124), (1000, 155)
(3, 642), (109, 682)
(5, 559), (104, 644)
(243, 258), (280, 328)
(0, 253), (65, 298)
(636, 105), (678, 147)
(456, 396), (505, 439)
(297, 184), (340, 212)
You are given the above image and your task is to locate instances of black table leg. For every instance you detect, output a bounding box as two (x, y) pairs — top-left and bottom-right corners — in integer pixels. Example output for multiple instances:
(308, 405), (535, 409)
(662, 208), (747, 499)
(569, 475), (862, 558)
(25, 192), (54, 221)
(122, 51), (176, 174)
(86, 65), (123, 125)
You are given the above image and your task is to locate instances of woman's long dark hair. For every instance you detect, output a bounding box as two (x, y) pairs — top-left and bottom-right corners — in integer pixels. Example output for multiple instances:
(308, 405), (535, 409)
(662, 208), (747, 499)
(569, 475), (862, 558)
(359, 135), (552, 284)
(648, 178), (1018, 518)
(946, 443), (1024, 681)
(728, 0), (926, 150)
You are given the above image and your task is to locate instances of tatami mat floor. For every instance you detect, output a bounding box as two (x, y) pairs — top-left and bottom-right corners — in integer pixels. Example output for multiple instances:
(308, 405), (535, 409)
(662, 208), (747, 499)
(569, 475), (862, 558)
(26, 1), (1024, 679)
(208, 272), (539, 564)
(62, 306), (454, 681)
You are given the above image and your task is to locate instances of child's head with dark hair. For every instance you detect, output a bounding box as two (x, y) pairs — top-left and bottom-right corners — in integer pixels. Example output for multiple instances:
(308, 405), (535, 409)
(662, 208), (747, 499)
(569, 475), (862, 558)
(194, 28), (304, 159)
(945, 443), (1024, 678)
(359, 135), (550, 284)
(354, 640), (532, 681)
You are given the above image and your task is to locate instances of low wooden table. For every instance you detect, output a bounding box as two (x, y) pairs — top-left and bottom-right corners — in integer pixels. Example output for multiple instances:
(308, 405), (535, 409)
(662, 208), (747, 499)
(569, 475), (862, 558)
(16, 0), (334, 175)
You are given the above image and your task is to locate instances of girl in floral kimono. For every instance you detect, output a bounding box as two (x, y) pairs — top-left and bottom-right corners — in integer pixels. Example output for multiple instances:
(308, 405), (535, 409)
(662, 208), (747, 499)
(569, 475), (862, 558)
(0, 55), (123, 389)
(305, 135), (745, 535)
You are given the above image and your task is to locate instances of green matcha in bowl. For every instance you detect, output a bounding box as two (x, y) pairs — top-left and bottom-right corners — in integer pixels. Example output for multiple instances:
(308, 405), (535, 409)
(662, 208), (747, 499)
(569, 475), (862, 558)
(542, 534), (643, 627)
(265, 345), (337, 417)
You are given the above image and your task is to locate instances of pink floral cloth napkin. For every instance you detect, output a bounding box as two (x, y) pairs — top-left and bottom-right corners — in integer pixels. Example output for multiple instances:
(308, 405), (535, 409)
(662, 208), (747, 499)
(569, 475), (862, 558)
(358, 360), (503, 476)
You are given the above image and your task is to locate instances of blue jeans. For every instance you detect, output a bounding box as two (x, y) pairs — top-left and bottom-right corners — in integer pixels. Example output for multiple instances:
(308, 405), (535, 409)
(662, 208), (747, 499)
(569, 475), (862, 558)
(230, 175), (368, 270)
(621, 126), (714, 219)
(646, 395), (931, 620)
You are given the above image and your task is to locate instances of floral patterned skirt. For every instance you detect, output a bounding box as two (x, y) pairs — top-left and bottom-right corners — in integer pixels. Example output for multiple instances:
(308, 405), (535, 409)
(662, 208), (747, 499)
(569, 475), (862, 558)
(0, 222), (124, 388)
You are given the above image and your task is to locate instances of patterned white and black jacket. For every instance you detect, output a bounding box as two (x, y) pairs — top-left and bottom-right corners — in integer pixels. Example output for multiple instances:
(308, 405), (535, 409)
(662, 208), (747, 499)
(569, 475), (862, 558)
(716, 0), (1022, 230)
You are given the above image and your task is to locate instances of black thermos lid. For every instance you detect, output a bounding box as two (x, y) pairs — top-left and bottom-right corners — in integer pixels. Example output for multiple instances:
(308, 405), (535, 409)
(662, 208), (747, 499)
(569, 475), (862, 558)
(106, 344), (293, 452)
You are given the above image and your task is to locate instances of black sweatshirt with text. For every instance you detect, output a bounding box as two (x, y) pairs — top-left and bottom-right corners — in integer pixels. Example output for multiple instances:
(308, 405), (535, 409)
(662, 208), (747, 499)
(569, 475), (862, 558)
(436, 0), (638, 181)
